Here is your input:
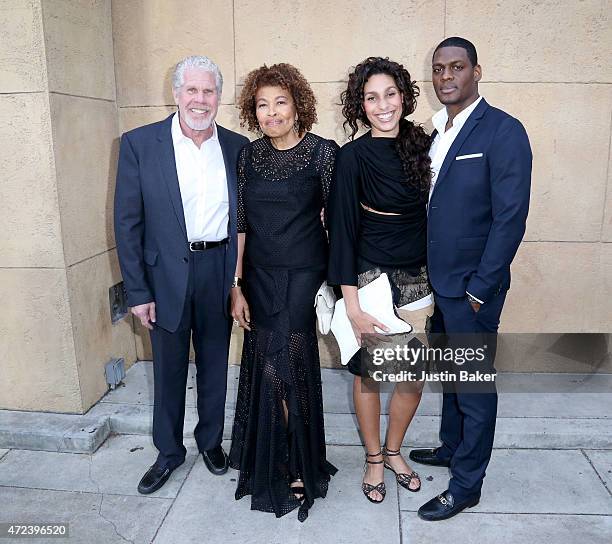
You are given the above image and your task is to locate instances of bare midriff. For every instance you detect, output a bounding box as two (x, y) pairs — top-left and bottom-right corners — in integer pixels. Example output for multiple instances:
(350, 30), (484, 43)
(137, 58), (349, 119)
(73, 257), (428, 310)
(360, 202), (402, 216)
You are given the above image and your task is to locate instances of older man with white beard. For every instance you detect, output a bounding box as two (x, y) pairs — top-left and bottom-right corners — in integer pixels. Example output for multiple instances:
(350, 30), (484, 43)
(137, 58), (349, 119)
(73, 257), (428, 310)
(114, 56), (248, 494)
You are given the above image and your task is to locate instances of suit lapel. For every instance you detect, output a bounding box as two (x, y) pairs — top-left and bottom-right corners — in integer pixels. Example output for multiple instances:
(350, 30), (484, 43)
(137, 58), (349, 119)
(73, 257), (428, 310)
(217, 125), (237, 236)
(431, 99), (488, 200)
(157, 114), (187, 238)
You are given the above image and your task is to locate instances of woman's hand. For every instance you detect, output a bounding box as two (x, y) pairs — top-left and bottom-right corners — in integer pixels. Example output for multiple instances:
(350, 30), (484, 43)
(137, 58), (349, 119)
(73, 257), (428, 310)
(230, 288), (251, 330)
(346, 308), (390, 347)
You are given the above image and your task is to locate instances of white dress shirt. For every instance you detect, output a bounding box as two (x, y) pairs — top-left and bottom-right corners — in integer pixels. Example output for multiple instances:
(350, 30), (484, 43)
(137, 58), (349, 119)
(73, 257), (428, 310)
(428, 95), (483, 201)
(171, 113), (229, 242)
(428, 96), (485, 304)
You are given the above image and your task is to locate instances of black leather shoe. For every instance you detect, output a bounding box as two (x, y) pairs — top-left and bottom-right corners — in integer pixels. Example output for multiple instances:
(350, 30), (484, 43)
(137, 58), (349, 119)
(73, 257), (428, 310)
(409, 447), (451, 467)
(137, 461), (181, 495)
(418, 490), (480, 521)
(201, 445), (229, 475)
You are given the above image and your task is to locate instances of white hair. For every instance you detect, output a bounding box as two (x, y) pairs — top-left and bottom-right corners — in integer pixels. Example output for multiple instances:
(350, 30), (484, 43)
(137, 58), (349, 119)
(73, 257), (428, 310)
(172, 55), (223, 94)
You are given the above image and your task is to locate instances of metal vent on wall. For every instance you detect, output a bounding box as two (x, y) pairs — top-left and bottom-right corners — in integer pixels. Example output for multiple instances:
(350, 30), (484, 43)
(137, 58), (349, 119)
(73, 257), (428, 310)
(109, 282), (128, 324)
(105, 358), (126, 389)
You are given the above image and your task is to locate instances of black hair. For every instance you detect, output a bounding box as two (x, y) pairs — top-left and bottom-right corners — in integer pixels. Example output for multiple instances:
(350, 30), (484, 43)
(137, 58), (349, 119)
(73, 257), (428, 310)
(433, 37), (478, 66)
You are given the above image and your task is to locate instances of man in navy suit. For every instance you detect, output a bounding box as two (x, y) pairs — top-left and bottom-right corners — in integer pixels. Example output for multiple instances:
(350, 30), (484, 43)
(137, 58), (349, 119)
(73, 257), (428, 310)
(409, 38), (532, 520)
(114, 55), (248, 494)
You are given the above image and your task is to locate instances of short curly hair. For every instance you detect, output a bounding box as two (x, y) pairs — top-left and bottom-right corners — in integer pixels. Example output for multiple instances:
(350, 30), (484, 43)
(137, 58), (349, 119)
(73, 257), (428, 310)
(237, 63), (317, 136)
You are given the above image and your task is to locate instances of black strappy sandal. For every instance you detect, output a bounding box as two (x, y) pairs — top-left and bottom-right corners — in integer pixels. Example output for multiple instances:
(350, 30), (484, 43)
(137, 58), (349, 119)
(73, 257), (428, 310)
(290, 478), (305, 501)
(383, 446), (421, 492)
(362, 450), (386, 504)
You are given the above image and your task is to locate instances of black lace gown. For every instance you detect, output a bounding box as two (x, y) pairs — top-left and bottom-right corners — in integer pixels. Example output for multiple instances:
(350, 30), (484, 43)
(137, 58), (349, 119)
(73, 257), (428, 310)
(229, 133), (338, 522)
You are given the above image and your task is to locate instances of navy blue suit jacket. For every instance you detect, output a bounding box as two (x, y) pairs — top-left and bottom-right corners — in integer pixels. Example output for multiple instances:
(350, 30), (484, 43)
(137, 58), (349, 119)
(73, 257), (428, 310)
(428, 99), (532, 303)
(114, 114), (249, 332)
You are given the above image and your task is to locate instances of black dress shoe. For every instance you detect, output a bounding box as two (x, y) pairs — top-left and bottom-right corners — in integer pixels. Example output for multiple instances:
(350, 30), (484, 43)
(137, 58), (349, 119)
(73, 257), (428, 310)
(418, 490), (479, 521)
(201, 445), (229, 475)
(137, 461), (180, 495)
(409, 447), (451, 467)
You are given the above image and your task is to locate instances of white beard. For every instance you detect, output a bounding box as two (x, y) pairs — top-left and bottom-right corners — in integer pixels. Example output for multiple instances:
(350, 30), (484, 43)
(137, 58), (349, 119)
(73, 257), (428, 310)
(183, 113), (213, 131)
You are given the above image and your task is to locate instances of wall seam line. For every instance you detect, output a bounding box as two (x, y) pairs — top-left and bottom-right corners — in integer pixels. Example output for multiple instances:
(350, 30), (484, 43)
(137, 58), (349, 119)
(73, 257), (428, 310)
(443, 0), (446, 37)
(521, 240), (606, 244)
(66, 247), (117, 269)
(599, 110), (612, 242)
(0, 91), (48, 96)
(7, 80), (612, 96)
(100, 1), (139, 369)
(39, 0), (84, 413)
(481, 81), (612, 85)
(0, 266), (65, 270)
(48, 91), (115, 103)
(110, 0), (126, 130)
(232, 0), (237, 105)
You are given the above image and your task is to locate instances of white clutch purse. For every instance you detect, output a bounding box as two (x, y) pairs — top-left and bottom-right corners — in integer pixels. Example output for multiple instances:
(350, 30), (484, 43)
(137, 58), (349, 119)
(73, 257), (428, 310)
(330, 273), (413, 365)
(314, 281), (336, 335)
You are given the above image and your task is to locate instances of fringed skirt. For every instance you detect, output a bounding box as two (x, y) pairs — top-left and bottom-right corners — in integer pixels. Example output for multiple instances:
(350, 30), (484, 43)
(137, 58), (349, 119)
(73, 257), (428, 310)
(229, 266), (337, 522)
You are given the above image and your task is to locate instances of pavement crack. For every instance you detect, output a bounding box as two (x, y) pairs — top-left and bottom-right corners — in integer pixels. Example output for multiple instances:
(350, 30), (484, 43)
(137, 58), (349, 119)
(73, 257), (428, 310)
(88, 453), (101, 493)
(581, 449), (612, 497)
(98, 494), (135, 544)
(151, 457), (196, 542)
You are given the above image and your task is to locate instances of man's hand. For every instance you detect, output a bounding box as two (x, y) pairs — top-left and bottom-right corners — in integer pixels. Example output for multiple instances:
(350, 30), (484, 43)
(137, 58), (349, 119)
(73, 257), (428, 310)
(131, 302), (156, 330)
(230, 288), (251, 331)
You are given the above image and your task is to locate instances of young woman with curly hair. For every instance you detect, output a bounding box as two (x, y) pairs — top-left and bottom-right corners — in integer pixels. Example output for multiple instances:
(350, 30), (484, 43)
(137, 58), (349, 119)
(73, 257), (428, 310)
(228, 63), (337, 522)
(328, 57), (433, 504)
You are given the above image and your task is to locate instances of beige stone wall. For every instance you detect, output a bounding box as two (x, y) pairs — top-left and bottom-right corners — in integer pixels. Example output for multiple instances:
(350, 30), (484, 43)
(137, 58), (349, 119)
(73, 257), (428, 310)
(1, 0), (135, 413)
(44, 0), (137, 412)
(0, 0), (75, 412)
(1, 1), (610, 412)
(111, 0), (611, 364)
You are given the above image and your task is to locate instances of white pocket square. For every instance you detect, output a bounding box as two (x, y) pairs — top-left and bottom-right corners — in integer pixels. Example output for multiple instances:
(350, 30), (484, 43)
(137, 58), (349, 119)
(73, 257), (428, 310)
(456, 153), (483, 160)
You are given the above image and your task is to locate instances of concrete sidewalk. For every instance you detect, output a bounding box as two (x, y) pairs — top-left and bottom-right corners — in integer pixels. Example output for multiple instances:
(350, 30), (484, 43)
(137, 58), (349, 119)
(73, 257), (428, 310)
(0, 362), (611, 543)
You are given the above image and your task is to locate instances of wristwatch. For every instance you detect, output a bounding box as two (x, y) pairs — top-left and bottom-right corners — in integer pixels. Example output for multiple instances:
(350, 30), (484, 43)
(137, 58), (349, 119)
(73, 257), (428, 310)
(231, 276), (243, 288)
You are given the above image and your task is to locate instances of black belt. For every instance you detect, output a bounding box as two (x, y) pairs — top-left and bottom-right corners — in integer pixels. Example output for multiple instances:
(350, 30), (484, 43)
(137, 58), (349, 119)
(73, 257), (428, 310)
(189, 238), (228, 251)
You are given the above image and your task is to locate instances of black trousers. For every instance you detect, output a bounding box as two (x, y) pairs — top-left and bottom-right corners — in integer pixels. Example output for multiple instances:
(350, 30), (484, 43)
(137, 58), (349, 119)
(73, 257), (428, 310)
(149, 245), (232, 470)
(430, 289), (507, 500)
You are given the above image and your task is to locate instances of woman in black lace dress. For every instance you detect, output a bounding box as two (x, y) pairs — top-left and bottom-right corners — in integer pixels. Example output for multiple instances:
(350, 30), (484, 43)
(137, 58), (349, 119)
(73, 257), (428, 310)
(228, 63), (338, 522)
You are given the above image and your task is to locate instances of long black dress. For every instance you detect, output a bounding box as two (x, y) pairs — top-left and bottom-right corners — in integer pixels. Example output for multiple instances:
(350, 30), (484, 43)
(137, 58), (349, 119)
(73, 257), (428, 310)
(229, 132), (338, 522)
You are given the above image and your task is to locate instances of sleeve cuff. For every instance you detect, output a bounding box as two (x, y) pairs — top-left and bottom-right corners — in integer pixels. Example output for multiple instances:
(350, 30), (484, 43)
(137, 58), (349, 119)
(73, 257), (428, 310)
(127, 292), (154, 308)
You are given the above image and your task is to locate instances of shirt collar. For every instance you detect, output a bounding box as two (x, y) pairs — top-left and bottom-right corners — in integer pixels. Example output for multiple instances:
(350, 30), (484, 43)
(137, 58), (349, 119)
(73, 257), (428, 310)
(432, 95), (483, 136)
(171, 112), (218, 144)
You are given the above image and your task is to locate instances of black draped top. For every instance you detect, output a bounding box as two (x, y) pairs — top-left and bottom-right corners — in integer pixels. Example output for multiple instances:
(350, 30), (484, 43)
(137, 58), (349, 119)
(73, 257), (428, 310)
(237, 132), (338, 270)
(327, 132), (427, 286)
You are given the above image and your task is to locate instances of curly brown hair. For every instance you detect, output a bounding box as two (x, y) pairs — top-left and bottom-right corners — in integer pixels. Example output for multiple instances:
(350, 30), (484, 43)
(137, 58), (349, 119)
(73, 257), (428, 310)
(341, 57), (431, 197)
(237, 63), (317, 136)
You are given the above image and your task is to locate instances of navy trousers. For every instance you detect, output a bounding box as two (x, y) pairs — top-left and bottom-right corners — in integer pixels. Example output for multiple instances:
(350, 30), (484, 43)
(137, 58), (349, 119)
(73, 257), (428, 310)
(149, 245), (232, 470)
(430, 290), (507, 500)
